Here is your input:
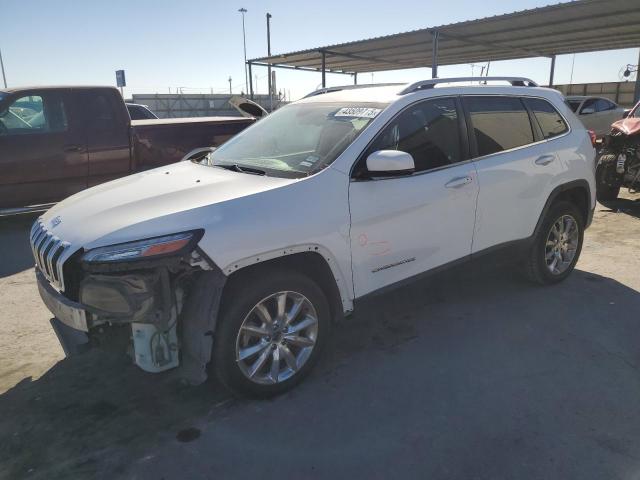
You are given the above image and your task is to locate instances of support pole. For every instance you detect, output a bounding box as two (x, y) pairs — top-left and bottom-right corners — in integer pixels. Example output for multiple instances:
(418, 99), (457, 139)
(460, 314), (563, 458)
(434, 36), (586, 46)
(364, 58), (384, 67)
(321, 51), (326, 88)
(266, 13), (272, 112)
(0, 47), (7, 88)
(635, 48), (640, 104)
(549, 55), (556, 88)
(248, 62), (254, 99)
(353, 73), (357, 85)
(431, 30), (439, 79)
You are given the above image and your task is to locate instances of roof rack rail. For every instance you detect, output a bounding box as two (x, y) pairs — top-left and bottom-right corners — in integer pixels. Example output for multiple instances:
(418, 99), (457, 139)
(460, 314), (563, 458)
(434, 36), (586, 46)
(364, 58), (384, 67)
(399, 77), (538, 95)
(304, 83), (404, 98)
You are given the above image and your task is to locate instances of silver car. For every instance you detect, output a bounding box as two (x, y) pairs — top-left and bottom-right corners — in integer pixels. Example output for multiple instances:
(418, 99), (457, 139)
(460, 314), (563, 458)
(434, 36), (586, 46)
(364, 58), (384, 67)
(566, 96), (625, 138)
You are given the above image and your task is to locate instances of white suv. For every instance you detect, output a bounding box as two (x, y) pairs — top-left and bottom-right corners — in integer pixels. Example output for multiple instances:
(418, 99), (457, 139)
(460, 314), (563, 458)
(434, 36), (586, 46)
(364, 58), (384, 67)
(32, 77), (596, 397)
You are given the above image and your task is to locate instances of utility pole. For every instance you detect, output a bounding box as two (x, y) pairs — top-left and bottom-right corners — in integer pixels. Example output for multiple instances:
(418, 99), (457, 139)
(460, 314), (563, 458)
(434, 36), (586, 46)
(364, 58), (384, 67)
(0, 47), (6, 88)
(238, 8), (248, 96)
(266, 12), (272, 112)
(228, 76), (232, 95)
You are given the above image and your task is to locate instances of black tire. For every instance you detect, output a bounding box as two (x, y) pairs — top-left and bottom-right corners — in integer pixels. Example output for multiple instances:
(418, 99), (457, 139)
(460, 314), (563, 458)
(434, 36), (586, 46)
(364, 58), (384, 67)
(596, 154), (620, 202)
(213, 269), (330, 398)
(523, 200), (584, 285)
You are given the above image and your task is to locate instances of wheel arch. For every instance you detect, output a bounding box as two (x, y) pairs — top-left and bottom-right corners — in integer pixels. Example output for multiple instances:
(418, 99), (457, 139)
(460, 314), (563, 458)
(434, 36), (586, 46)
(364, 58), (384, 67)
(533, 179), (592, 238)
(222, 246), (352, 321)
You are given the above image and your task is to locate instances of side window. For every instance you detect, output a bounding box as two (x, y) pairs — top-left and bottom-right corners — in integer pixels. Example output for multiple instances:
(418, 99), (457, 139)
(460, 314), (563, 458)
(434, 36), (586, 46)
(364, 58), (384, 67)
(86, 93), (117, 132)
(594, 99), (615, 112)
(580, 98), (597, 114)
(0, 94), (67, 136)
(524, 97), (568, 139)
(464, 96), (534, 157)
(362, 97), (462, 174)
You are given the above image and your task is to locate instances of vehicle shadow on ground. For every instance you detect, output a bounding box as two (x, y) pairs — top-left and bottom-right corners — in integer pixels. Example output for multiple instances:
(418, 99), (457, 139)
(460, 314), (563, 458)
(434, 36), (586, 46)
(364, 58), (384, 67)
(0, 213), (39, 278)
(2, 258), (640, 479)
(599, 195), (640, 220)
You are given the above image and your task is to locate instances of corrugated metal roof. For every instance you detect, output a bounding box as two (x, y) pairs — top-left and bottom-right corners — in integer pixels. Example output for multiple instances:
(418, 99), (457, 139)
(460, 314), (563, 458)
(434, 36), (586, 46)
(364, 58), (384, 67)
(249, 0), (640, 74)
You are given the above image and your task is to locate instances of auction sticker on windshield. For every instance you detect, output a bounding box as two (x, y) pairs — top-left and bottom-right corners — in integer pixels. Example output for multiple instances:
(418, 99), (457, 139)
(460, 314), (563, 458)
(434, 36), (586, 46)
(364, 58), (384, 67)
(334, 107), (382, 118)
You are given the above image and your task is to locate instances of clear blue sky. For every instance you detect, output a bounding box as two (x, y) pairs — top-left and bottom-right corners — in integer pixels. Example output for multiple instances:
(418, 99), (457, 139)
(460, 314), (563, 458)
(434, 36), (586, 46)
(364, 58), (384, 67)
(1, 0), (638, 100)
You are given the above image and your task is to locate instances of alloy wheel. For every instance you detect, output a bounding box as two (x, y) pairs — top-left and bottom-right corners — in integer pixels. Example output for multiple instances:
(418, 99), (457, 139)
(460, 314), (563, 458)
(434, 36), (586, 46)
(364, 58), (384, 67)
(544, 214), (579, 275)
(235, 291), (318, 385)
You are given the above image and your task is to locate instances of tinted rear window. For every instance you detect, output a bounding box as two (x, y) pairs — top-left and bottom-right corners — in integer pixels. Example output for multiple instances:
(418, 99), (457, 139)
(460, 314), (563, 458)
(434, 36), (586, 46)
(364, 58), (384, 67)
(525, 97), (568, 139)
(567, 100), (581, 112)
(464, 96), (534, 157)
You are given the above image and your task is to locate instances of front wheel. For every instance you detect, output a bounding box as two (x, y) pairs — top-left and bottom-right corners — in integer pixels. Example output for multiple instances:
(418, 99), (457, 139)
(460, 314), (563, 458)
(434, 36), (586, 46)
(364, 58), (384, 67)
(523, 201), (584, 285)
(213, 270), (330, 398)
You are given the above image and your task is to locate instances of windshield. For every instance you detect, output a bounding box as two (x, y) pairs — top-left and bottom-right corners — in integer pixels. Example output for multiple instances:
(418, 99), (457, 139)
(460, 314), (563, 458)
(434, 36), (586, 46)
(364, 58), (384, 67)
(200, 102), (387, 178)
(567, 100), (581, 112)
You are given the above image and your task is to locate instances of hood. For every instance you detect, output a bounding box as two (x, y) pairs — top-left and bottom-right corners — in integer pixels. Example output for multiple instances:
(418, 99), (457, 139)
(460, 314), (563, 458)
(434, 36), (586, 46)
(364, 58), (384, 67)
(611, 116), (640, 136)
(229, 96), (268, 118)
(41, 161), (294, 250)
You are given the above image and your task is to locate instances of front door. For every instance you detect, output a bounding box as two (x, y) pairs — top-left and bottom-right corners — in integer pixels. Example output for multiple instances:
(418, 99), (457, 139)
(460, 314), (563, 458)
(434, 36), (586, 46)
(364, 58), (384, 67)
(349, 97), (478, 297)
(0, 89), (87, 209)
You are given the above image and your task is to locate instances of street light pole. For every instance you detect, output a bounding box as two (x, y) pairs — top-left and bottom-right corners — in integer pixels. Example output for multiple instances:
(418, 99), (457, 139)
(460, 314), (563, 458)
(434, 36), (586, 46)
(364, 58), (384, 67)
(0, 47), (7, 88)
(238, 8), (248, 96)
(228, 76), (232, 95)
(266, 12), (272, 112)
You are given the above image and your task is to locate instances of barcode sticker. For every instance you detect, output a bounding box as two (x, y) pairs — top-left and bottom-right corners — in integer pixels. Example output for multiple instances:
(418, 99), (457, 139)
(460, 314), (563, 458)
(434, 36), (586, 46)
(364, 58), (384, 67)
(334, 107), (382, 118)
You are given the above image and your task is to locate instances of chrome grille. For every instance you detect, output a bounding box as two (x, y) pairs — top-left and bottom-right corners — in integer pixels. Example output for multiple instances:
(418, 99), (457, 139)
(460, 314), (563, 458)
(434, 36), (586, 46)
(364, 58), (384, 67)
(30, 220), (70, 291)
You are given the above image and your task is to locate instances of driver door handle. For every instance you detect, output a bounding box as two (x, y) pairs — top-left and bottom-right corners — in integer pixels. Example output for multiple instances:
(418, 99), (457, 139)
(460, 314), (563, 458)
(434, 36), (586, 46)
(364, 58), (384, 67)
(535, 154), (555, 166)
(445, 176), (473, 189)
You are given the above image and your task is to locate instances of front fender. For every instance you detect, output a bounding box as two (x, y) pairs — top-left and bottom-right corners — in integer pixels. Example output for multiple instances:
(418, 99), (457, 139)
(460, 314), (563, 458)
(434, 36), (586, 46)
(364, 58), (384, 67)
(222, 243), (354, 313)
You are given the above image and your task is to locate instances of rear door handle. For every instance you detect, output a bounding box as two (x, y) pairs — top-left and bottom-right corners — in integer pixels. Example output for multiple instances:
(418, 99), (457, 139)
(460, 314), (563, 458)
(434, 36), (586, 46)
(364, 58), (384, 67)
(445, 176), (473, 189)
(535, 154), (555, 166)
(63, 144), (83, 152)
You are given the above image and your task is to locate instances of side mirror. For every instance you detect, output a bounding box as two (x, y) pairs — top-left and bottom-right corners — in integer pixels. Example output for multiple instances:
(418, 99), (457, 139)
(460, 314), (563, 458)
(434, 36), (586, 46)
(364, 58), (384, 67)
(366, 150), (415, 174)
(581, 107), (595, 115)
(182, 146), (216, 162)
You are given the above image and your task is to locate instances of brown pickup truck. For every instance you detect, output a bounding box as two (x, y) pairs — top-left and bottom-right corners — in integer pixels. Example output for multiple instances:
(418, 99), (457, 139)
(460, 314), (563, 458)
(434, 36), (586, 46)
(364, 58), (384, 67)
(0, 86), (255, 215)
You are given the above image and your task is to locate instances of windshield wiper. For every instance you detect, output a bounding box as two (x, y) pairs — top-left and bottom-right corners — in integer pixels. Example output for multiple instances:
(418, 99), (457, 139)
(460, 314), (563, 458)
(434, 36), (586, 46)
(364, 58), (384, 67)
(214, 163), (266, 176)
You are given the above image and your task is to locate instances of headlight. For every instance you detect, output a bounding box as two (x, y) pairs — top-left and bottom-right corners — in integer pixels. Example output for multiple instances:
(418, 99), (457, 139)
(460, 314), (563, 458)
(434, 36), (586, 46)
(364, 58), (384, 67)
(82, 231), (200, 263)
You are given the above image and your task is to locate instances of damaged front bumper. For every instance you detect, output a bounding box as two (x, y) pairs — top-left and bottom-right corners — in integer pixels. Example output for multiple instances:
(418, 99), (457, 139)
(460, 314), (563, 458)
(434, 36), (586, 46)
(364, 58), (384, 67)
(37, 270), (91, 355)
(36, 255), (227, 384)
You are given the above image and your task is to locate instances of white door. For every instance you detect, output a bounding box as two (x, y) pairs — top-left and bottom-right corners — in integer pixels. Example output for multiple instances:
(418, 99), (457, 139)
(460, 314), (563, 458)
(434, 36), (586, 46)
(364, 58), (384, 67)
(465, 96), (568, 253)
(349, 97), (478, 297)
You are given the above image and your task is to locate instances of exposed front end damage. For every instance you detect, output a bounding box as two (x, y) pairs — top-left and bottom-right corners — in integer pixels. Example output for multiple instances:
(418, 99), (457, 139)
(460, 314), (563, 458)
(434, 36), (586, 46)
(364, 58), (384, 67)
(36, 243), (226, 385)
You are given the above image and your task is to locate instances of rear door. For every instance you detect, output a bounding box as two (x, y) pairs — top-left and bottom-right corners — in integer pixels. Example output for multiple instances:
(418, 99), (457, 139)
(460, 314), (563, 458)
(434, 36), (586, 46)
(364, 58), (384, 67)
(465, 95), (568, 253)
(0, 89), (88, 209)
(79, 88), (132, 186)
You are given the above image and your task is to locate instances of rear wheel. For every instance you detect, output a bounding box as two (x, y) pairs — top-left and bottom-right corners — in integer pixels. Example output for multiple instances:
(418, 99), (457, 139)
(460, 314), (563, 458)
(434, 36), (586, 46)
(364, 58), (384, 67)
(213, 270), (330, 398)
(596, 154), (620, 202)
(523, 201), (584, 285)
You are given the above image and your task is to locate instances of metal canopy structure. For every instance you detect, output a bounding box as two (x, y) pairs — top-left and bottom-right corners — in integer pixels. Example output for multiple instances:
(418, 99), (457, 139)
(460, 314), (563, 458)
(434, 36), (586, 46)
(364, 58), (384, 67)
(247, 0), (640, 99)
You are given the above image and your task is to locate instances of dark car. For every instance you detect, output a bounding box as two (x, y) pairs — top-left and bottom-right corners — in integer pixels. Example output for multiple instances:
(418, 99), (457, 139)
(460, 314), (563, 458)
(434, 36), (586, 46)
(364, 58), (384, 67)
(126, 102), (158, 120)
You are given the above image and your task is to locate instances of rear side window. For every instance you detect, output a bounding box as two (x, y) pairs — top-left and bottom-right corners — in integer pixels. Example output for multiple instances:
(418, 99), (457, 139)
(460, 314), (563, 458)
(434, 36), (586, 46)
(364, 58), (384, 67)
(464, 96), (534, 157)
(524, 97), (568, 139)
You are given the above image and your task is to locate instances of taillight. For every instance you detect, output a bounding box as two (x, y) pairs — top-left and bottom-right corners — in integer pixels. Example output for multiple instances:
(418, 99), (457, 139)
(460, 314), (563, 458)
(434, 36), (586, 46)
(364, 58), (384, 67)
(587, 129), (597, 148)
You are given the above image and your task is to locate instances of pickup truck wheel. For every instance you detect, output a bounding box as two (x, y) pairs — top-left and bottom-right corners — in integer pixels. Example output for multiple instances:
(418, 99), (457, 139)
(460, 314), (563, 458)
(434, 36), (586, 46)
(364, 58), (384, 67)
(213, 270), (330, 398)
(595, 156), (620, 202)
(523, 200), (584, 285)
